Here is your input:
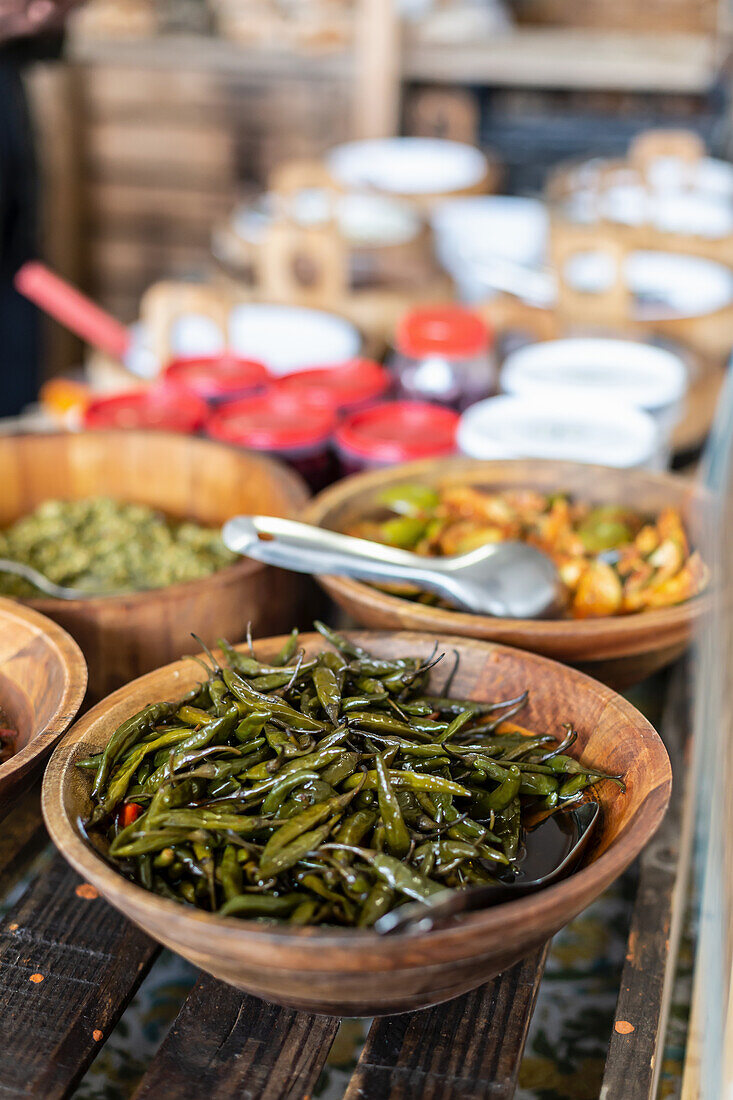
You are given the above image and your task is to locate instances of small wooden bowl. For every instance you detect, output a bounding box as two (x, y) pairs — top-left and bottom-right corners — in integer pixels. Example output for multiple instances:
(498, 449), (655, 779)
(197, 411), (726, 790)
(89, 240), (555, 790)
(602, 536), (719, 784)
(304, 458), (711, 687)
(0, 598), (86, 808)
(0, 431), (310, 702)
(43, 630), (670, 1016)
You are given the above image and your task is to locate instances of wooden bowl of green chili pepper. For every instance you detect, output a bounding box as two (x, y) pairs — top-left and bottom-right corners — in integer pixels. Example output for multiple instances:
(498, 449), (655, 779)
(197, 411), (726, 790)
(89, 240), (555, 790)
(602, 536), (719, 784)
(42, 626), (670, 1015)
(0, 430), (310, 702)
(304, 457), (712, 688)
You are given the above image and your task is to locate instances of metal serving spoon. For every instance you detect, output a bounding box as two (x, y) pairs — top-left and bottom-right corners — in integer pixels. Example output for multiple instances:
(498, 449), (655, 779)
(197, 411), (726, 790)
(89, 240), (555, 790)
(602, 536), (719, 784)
(222, 515), (561, 619)
(0, 559), (118, 600)
(375, 800), (599, 936)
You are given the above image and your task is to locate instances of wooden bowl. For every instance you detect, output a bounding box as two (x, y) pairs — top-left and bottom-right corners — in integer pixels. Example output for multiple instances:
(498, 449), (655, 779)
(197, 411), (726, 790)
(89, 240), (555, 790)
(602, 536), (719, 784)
(303, 458), (711, 687)
(0, 598), (86, 808)
(0, 431), (309, 702)
(43, 630), (670, 1016)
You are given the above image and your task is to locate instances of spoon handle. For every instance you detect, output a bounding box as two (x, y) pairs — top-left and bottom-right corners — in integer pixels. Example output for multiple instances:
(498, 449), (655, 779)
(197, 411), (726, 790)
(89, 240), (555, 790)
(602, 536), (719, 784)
(221, 516), (462, 602)
(0, 559), (79, 600)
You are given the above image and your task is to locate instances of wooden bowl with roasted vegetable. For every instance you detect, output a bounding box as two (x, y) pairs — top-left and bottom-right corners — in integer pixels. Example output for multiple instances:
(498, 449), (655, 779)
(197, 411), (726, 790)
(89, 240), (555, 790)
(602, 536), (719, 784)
(0, 598), (86, 808)
(303, 457), (711, 687)
(43, 627), (670, 1015)
(0, 431), (309, 701)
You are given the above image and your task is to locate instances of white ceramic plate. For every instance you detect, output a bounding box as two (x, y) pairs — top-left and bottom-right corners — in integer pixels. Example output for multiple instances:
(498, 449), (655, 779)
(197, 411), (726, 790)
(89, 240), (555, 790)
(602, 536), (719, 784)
(326, 138), (487, 196)
(231, 190), (421, 248)
(565, 250), (733, 320)
(647, 155), (733, 199)
(228, 303), (361, 375)
(457, 393), (660, 469)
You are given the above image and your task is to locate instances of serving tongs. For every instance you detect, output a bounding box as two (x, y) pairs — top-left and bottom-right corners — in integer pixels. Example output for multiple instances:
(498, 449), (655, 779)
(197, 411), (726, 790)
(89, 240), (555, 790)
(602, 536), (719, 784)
(222, 515), (561, 619)
(375, 800), (600, 935)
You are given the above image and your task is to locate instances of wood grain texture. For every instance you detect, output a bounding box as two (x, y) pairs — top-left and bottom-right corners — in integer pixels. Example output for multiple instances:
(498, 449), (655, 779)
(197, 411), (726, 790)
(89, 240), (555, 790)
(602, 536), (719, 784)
(0, 783), (45, 877)
(0, 853), (158, 1100)
(0, 431), (309, 701)
(0, 598), (87, 807)
(43, 629), (671, 1015)
(133, 974), (340, 1100)
(344, 944), (548, 1099)
(303, 458), (711, 688)
(601, 662), (694, 1099)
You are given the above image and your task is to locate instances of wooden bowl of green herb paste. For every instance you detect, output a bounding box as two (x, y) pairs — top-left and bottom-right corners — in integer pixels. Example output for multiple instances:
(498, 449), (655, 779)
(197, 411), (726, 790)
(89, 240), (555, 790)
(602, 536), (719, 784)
(0, 431), (309, 700)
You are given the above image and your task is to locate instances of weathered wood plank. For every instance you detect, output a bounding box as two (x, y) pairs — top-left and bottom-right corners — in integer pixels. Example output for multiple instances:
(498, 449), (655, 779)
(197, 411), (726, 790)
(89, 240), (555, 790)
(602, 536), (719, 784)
(133, 974), (340, 1100)
(0, 783), (45, 877)
(601, 664), (693, 1100)
(0, 853), (159, 1099)
(343, 944), (549, 1100)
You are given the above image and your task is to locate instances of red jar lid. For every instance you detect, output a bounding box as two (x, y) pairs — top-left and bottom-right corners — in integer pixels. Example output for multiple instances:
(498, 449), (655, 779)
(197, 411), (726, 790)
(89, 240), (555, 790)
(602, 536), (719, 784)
(206, 390), (337, 452)
(83, 386), (208, 433)
(396, 306), (490, 359)
(163, 355), (269, 401)
(275, 359), (391, 413)
(335, 401), (459, 463)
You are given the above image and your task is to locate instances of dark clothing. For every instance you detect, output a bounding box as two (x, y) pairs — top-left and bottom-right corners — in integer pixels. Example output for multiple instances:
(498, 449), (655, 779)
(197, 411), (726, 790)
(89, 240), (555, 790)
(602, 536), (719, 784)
(0, 58), (39, 416)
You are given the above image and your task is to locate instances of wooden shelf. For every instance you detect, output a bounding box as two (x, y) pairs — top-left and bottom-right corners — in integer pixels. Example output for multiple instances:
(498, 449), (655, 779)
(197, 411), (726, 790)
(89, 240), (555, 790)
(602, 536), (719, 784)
(68, 27), (728, 93)
(404, 29), (727, 93)
(66, 32), (352, 79)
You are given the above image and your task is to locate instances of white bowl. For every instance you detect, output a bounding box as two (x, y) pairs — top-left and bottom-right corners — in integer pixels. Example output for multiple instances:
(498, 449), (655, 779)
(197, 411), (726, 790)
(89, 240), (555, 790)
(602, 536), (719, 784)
(501, 337), (687, 455)
(431, 195), (549, 301)
(326, 137), (488, 197)
(457, 393), (661, 469)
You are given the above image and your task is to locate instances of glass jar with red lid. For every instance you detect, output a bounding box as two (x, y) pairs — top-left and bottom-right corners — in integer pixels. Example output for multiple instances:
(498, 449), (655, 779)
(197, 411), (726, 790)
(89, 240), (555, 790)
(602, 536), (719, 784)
(83, 386), (208, 433)
(389, 305), (496, 410)
(162, 355), (270, 406)
(334, 400), (459, 475)
(275, 359), (391, 417)
(206, 390), (337, 490)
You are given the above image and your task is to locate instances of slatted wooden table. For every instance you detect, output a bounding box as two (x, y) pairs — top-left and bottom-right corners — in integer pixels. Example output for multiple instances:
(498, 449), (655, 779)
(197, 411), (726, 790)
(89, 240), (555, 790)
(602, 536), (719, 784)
(0, 664), (693, 1100)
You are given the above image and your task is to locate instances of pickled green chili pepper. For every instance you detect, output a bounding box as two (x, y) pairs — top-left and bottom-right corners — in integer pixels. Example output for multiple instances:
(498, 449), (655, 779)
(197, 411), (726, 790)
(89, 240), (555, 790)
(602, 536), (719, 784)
(357, 881), (394, 927)
(260, 770), (320, 814)
(290, 897), (320, 925)
(219, 843), (243, 901)
(374, 752), (410, 858)
(343, 771), (470, 797)
(83, 624), (621, 926)
(313, 665), (341, 725)
(272, 628), (300, 667)
(484, 766), (522, 810)
(92, 701), (177, 800)
(218, 893), (302, 919)
(259, 822), (338, 879)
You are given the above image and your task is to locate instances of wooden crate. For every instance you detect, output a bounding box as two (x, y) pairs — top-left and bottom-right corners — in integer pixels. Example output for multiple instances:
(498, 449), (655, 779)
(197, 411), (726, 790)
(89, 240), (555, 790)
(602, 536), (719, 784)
(64, 50), (354, 319)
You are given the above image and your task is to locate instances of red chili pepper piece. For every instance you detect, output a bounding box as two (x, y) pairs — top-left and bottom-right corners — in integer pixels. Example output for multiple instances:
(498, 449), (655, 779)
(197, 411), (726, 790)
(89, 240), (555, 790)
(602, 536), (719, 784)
(118, 802), (143, 829)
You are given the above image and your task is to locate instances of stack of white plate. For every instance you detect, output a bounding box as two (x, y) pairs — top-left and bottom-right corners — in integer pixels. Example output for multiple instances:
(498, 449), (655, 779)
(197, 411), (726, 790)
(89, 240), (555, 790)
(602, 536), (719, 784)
(500, 337), (688, 464)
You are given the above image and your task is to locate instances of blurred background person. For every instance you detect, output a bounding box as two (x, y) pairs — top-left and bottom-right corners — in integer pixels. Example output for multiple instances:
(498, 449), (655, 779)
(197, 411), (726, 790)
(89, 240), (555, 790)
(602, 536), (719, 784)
(0, 0), (81, 417)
